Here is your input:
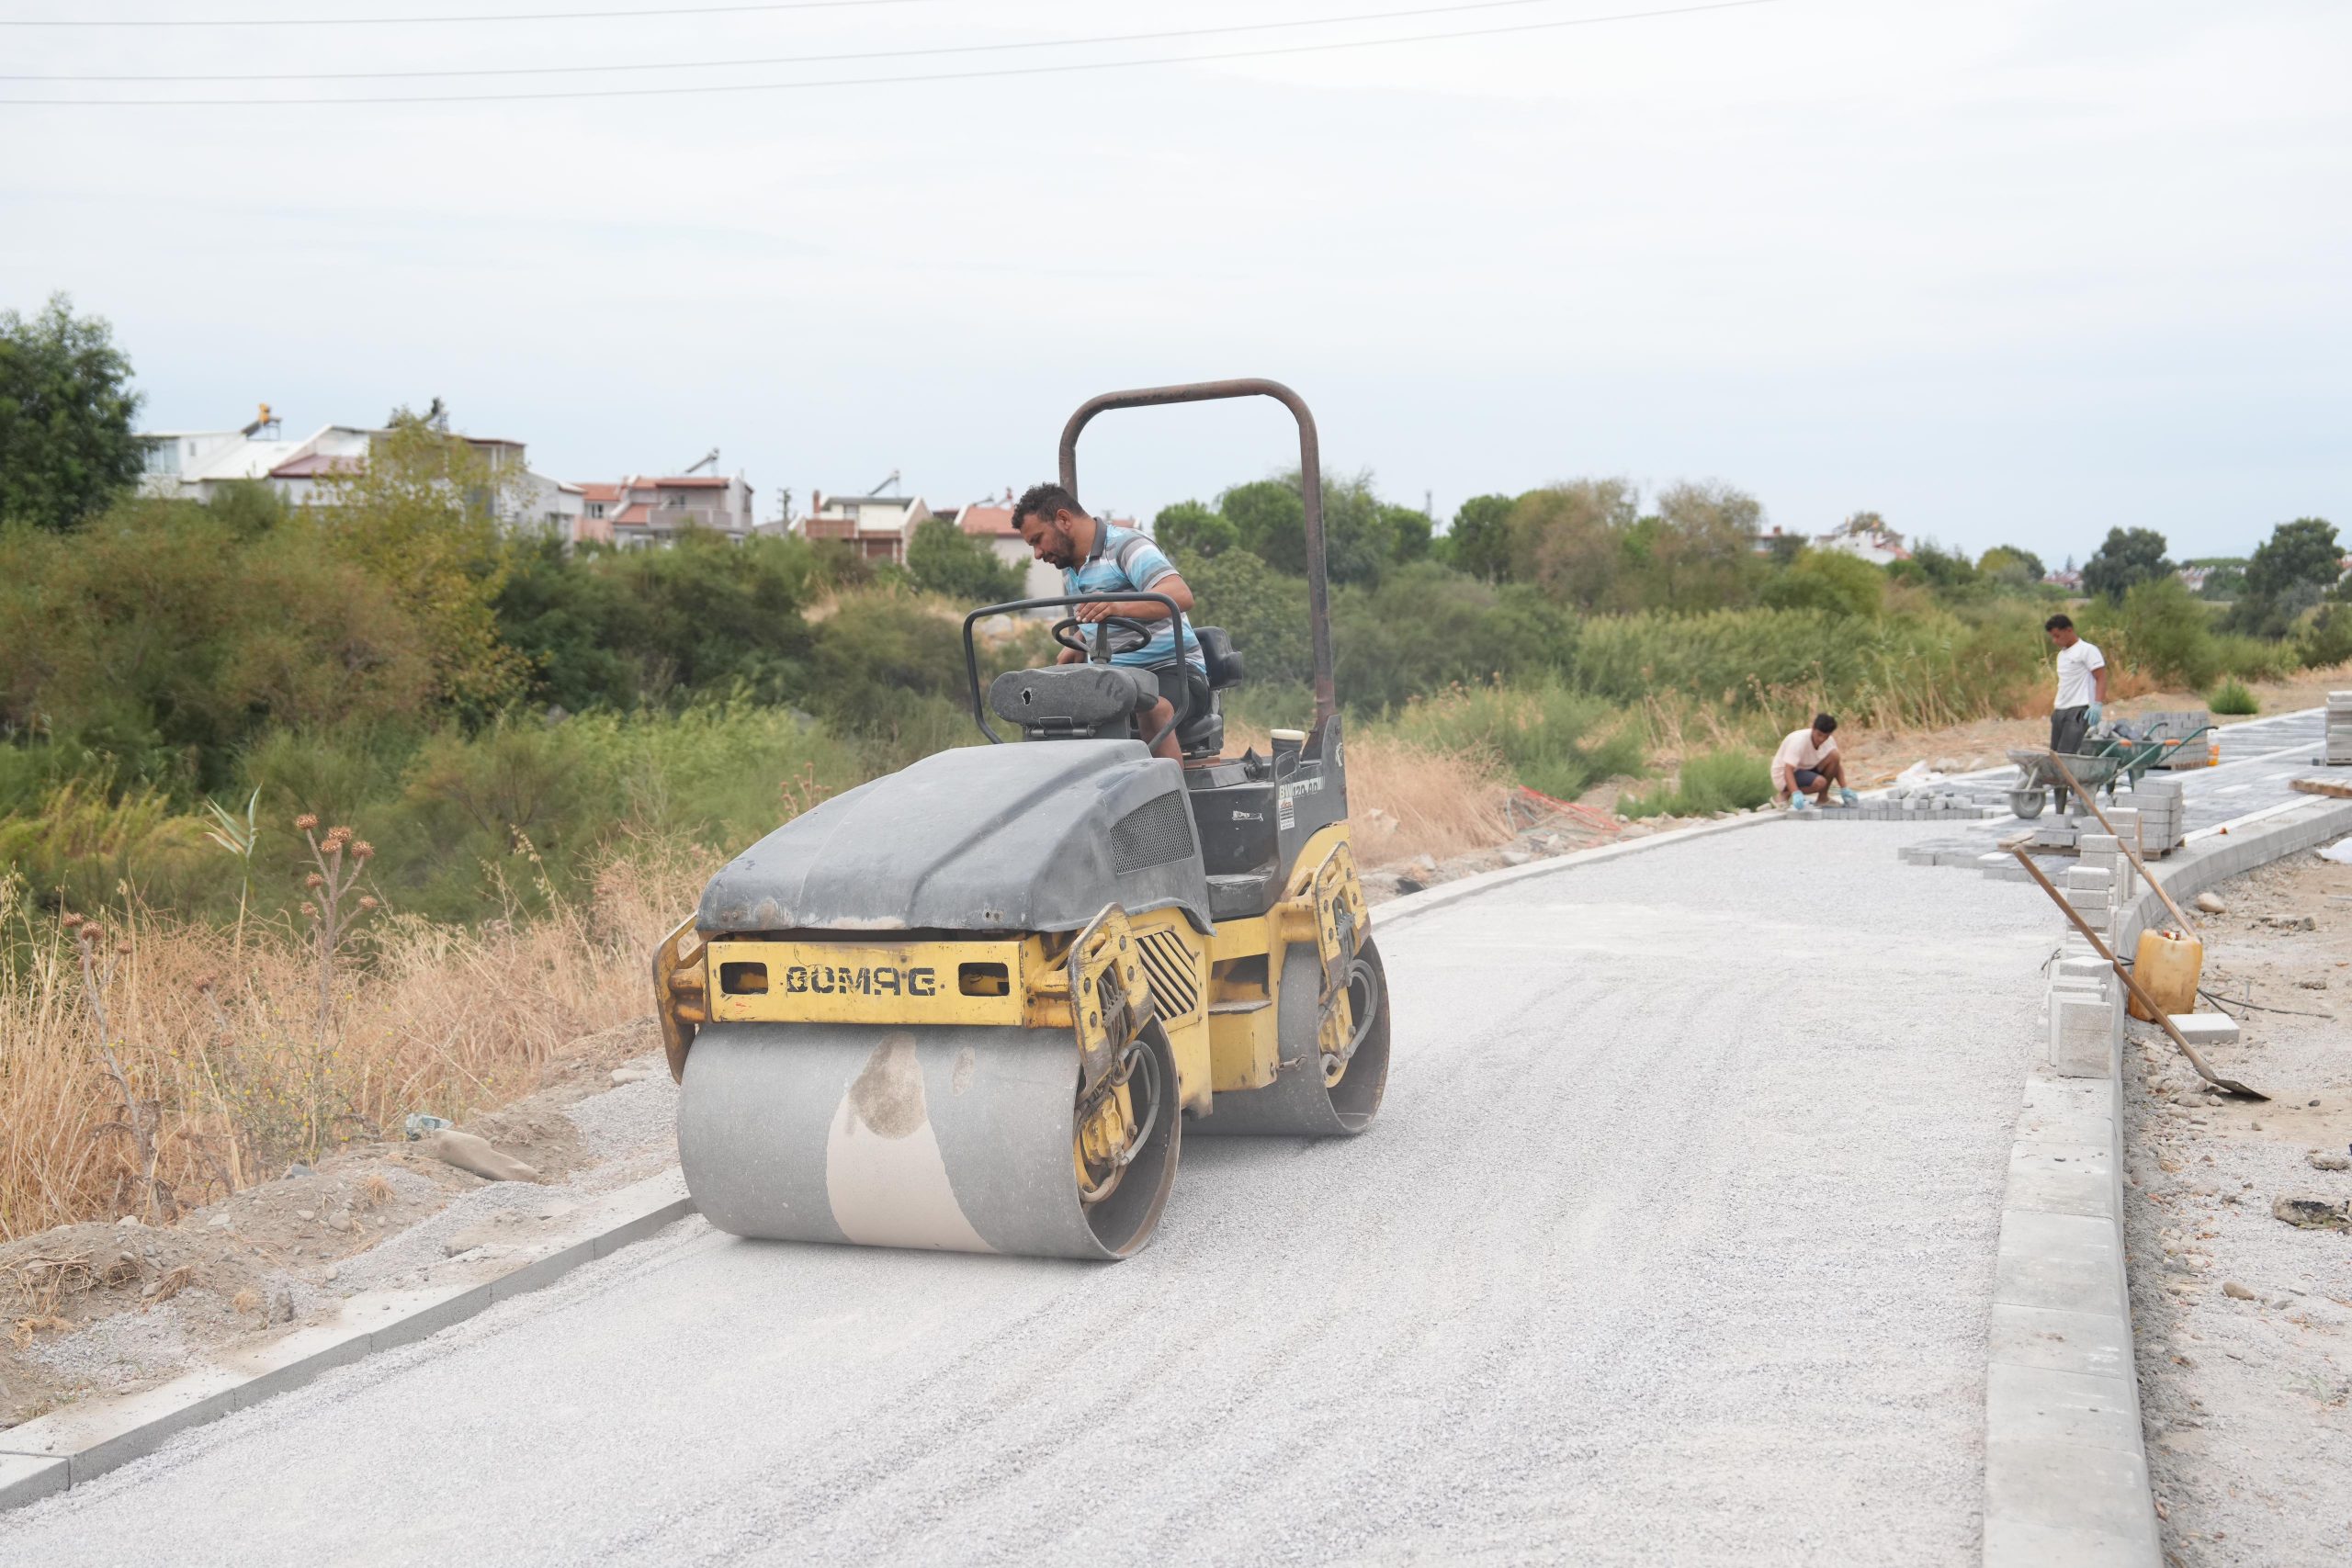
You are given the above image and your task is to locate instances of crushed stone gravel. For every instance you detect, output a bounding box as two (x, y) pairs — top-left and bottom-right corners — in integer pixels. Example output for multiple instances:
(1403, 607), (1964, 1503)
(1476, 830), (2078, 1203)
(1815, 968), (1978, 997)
(0, 825), (2048, 1565)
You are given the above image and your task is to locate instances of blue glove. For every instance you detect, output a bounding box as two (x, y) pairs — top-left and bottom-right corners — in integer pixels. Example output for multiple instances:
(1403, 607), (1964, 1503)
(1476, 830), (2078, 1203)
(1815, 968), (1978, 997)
(2086, 700), (2104, 728)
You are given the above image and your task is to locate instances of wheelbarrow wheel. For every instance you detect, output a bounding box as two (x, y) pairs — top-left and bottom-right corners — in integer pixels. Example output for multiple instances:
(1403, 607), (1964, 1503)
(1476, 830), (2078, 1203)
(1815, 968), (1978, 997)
(2008, 787), (2046, 819)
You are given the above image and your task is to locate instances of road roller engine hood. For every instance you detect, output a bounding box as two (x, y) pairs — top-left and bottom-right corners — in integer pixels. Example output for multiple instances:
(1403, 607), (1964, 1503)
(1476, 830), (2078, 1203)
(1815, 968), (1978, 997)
(696, 739), (1212, 940)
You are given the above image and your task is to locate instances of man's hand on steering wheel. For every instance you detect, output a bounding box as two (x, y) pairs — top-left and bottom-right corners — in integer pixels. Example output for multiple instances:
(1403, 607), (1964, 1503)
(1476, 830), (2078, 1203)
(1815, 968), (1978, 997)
(1050, 615), (1154, 660)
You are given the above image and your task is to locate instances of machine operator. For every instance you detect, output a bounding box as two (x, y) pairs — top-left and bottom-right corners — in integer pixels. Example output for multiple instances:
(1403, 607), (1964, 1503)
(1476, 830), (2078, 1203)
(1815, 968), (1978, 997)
(1012, 482), (1202, 762)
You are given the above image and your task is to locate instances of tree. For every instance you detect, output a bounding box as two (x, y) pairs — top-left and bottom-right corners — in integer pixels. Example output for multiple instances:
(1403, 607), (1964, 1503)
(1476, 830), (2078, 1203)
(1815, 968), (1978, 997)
(1213, 469), (1422, 587)
(0, 293), (145, 532)
(1759, 547), (1884, 617)
(311, 412), (529, 712)
(1978, 544), (2045, 586)
(1219, 479), (1306, 573)
(1622, 481), (1763, 611)
(906, 514), (1022, 603)
(2245, 518), (2339, 596)
(1444, 493), (1516, 581)
(1151, 499), (1236, 562)
(2080, 526), (2173, 603)
(1906, 540), (1979, 592)
(1506, 479), (1639, 611)
(2233, 518), (2342, 638)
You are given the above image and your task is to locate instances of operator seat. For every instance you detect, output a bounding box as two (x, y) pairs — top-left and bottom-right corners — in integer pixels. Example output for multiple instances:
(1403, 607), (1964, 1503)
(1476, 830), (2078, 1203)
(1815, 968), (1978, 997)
(1170, 626), (1244, 758)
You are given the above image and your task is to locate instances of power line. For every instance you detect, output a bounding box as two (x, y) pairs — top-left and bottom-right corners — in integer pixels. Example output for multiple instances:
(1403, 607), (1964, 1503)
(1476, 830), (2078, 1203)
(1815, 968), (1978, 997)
(0, 0), (1782, 104)
(2, 0), (943, 27)
(7, 0), (1597, 82)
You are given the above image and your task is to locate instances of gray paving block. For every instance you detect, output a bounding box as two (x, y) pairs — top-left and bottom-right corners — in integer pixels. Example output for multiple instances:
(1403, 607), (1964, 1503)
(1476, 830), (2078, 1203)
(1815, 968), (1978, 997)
(2167, 1011), (2240, 1047)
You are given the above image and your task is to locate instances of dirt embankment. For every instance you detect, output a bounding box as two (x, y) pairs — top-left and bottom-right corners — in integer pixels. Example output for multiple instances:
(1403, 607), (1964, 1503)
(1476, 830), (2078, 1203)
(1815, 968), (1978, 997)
(1, 1018), (666, 1431)
(2121, 846), (2352, 1567)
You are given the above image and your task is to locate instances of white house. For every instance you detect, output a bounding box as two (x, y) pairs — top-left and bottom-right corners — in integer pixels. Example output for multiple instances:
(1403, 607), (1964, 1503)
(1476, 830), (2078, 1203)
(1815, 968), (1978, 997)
(137, 405), (571, 536)
(1815, 524), (1912, 566)
(797, 487), (933, 563)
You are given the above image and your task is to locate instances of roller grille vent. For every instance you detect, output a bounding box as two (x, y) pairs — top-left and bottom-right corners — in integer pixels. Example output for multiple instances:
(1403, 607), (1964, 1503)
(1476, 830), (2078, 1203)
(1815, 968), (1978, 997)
(1111, 792), (1195, 874)
(1136, 929), (1202, 1021)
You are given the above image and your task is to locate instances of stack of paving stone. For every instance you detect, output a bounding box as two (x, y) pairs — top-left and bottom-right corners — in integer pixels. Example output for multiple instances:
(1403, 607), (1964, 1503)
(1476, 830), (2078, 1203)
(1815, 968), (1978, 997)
(2328, 691), (2352, 765)
(2129, 778), (2185, 853)
(2044, 866), (2123, 1077)
(1795, 789), (1999, 822)
(2143, 708), (2213, 768)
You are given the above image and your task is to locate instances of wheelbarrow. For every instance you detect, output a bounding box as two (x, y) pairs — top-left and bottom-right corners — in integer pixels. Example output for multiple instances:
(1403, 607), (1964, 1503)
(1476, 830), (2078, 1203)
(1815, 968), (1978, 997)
(2106, 716), (2215, 789)
(2005, 748), (2120, 818)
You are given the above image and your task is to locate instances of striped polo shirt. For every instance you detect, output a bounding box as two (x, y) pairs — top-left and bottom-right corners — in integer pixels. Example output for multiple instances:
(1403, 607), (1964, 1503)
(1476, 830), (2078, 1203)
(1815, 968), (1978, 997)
(1062, 522), (1203, 670)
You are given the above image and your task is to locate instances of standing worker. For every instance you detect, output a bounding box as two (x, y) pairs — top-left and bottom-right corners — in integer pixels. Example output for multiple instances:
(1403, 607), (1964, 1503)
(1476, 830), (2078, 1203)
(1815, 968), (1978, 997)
(1772, 713), (1859, 810)
(2043, 613), (2108, 755)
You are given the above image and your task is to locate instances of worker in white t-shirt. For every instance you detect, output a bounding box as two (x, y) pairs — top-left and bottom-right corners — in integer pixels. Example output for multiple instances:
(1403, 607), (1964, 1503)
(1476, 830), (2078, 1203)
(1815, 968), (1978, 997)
(2043, 613), (2108, 755)
(1771, 712), (1858, 810)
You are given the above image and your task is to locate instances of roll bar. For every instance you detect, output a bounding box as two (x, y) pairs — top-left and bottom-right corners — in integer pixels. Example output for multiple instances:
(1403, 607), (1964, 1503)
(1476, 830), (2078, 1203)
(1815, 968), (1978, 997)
(1057, 378), (1335, 739)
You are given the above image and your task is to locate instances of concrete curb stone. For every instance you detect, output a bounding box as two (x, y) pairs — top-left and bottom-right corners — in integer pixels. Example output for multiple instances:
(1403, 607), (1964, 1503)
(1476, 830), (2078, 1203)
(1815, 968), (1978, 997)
(1981, 791), (2352, 1568)
(1374, 810), (1786, 932)
(0, 1168), (691, 1512)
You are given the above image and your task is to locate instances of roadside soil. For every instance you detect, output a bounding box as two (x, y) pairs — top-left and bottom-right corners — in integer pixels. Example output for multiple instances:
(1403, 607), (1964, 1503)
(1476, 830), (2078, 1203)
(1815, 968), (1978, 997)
(2120, 845), (2352, 1566)
(1838, 668), (2350, 787)
(0, 1017), (672, 1431)
(1357, 786), (1747, 905)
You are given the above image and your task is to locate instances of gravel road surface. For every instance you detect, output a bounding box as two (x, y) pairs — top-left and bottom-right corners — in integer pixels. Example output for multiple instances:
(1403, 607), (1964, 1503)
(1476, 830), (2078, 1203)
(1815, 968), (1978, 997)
(0, 825), (2052, 1566)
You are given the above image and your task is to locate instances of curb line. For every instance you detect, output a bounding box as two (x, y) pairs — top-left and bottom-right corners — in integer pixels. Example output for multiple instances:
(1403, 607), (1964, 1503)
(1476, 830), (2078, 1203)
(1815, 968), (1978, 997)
(1373, 809), (1785, 932)
(1981, 794), (2352, 1568)
(0, 1169), (693, 1514)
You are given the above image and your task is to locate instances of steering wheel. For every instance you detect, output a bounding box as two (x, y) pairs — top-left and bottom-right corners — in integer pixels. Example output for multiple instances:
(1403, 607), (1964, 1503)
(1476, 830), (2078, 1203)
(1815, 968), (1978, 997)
(1051, 616), (1155, 660)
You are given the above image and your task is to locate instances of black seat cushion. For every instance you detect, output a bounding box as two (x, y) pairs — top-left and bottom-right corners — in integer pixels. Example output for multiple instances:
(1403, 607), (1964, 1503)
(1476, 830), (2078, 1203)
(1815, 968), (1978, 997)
(989, 665), (1158, 736)
(1194, 626), (1244, 690)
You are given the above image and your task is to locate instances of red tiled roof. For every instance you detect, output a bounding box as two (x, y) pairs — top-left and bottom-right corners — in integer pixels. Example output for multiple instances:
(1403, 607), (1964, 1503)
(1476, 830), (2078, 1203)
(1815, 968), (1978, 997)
(638, 475), (729, 489)
(960, 504), (1017, 536)
(613, 502), (652, 524)
(578, 482), (621, 502)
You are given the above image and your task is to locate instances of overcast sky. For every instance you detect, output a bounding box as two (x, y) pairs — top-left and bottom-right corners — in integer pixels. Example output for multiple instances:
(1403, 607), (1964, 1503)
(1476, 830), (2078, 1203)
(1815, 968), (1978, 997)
(5, 0), (2346, 560)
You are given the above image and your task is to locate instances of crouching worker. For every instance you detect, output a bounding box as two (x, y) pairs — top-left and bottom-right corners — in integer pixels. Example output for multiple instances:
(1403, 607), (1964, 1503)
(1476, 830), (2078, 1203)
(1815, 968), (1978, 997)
(1012, 482), (1200, 762)
(1771, 712), (1858, 810)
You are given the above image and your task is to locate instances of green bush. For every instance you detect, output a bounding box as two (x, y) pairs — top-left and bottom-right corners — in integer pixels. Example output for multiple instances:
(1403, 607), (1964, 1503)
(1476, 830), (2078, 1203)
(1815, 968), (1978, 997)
(906, 515), (1023, 604)
(2208, 681), (2258, 716)
(1617, 750), (1773, 818)
(2300, 604), (2352, 670)
(2080, 578), (2219, 690)
(1378, 681), (1645, 799)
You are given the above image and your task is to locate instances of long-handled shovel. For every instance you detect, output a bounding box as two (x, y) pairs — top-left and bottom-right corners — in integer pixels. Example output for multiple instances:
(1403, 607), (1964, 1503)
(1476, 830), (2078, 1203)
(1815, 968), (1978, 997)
(2008, 842), (2267, 1100)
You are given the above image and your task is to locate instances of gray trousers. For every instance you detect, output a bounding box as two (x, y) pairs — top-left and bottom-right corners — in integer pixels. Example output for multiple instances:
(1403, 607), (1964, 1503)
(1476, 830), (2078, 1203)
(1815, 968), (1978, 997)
(2051, 705), (2091, 755)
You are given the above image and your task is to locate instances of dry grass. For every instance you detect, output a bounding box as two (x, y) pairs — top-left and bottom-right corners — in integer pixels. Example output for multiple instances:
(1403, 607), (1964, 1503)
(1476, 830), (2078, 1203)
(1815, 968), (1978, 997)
(0, 842), (707, 1242)
(1344, 734), (1517, 867)
(1223, 722), (1517, 869)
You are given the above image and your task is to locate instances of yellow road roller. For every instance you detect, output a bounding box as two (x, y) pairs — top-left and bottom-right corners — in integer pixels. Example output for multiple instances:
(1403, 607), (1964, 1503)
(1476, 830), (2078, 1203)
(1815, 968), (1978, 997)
(652, 378), (1390, 1258)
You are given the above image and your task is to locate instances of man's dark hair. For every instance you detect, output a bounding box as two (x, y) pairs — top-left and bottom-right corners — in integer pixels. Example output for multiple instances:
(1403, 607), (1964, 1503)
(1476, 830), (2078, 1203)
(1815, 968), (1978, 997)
(1814, 713), (1838, 735)
(1012, 482), (1083, 528)
(2044, 613), (2074, 632)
